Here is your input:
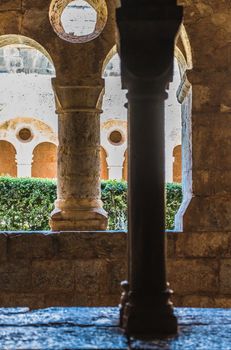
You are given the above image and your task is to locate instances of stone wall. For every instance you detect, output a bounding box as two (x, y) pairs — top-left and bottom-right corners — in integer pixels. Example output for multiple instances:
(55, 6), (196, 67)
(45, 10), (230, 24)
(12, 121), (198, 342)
(168, 232), (231, 308)
(0, 231), (230, 309)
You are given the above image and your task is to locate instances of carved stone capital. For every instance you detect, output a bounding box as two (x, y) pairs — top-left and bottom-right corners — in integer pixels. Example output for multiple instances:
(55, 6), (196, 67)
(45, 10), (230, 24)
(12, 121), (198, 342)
(116, 3), (183, 86)
(52, 78), (105, 114)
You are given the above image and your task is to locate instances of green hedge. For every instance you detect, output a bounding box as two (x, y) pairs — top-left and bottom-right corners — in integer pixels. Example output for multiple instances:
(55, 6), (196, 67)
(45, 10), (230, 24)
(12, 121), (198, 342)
(0, 177), (182, 231)
(0, 177), (56, 230)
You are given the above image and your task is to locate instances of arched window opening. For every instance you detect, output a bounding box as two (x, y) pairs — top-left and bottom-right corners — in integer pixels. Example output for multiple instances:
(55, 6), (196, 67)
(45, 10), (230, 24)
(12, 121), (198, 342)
(102, 45), (192, 230)
(165, 57), (182, 185)
(0, 36), (57, 180)
(32, 142), (57, 179)
(173, 145), (182, 183)
(0, 141), (17, 177)
(122, 150), (128, 181)
(101, 53), (127, 181)
(100, 146), (108, 180)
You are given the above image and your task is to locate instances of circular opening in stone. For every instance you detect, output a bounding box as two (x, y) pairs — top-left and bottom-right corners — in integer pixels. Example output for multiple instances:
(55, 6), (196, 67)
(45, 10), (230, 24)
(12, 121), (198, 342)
(109, 130), (124, 145)
(61, 0), (97, 36)
(17, 128), (33, 142)
(49, 0), (108, 43)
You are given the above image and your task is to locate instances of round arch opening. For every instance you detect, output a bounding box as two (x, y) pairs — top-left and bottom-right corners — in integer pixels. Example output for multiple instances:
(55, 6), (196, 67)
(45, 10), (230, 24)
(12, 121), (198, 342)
(49, 0), (108, 43)
(32, 142), (57, 179)
(0, 141), (17, 177)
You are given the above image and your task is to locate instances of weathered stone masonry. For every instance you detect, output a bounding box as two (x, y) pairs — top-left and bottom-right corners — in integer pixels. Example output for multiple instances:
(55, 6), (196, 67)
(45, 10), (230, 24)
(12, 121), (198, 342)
(0, 231), (230, 309)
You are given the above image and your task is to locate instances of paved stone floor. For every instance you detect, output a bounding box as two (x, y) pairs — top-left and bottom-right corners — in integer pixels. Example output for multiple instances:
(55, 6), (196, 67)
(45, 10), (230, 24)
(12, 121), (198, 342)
(0, 307), (230, 349)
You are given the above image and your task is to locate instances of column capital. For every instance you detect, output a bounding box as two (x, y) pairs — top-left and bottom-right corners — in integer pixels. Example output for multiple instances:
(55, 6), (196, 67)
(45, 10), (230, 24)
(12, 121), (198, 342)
(51, 78), (105, 114)
(116, 3), (183, 88)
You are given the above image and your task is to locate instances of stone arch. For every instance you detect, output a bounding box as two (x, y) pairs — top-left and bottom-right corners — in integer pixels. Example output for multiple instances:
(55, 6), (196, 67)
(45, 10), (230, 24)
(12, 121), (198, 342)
(122, 149), (128, 181)
(100, 146), (108, 180)
(0, 141), (17, 177)
(174, 26), (193, 231)
(32, 142), (57, 179)
(0, 35), (55, 68)
(173, 145), (182, 183)
(101, 44), (117, 76)
(175, 24), (193, 74)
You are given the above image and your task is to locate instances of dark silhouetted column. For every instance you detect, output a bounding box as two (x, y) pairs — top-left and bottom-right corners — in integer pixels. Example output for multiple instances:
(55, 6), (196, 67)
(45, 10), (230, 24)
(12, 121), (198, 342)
(117, 1), (183, 336)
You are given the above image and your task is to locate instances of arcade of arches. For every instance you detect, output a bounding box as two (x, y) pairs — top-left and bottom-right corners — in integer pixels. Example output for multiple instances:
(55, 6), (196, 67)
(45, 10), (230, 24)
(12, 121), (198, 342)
(0, 0), (230, 311)
(0, 49), (181, 183)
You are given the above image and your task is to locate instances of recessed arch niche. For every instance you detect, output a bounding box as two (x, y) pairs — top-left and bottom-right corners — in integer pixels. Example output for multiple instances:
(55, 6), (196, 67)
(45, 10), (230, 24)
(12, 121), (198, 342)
(0, 141), (17, 177)
(32, 142), (57, 179)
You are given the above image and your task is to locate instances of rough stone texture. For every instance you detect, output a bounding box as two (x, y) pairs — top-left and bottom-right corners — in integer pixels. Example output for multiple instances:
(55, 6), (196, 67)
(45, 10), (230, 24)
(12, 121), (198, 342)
(168, 259), (219, 294)
(0, 233), (7, 262)
(8, 233), (55, 260)
(0, 307), (230, 349)
(176, 1), (231, 232)
(219, 259), (231, 295)
(0, 231), (128, 309)
(0, 231), (230, 309)
(0, 261), (31, 292)
(175, 232), (231, 258)
(32, 260), (75, 292)
(50, 83), (108, 231)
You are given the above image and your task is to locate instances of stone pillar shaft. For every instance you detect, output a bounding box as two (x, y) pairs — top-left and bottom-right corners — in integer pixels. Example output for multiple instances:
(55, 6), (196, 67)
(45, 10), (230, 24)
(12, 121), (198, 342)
(50, 79), (107, 231)
(128, 92), (166, 292)
(117, 1), (182, 336)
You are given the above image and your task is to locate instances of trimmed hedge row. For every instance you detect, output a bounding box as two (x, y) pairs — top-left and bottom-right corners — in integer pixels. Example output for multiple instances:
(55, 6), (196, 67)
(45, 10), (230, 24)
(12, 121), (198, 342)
(0, 177), (182, 231)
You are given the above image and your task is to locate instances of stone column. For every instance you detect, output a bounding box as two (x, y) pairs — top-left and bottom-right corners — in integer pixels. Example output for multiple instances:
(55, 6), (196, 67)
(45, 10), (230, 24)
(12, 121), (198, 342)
(117, 1), (182, 336)
(175, 65), (231, 233)
(50, 78), (108, 231)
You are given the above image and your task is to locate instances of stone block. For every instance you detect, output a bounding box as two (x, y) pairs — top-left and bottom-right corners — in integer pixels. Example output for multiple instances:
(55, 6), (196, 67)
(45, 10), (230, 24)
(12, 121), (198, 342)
(8, 233), (54, 260)
(182, 195), (231, 232)
(176, 232), (231, 258)
(192, 114), (231, 170)
(181, 295), (213, 308)
(0, 262), (31, 292)
(167, 233), (176, 258)
(168, 259), (219, 294)
(0, 234), (7, 262)
(56, 232), (98, 259)
(94, 231), (127, 259)
(0, 292), (45, 309)
(0, 12), (21, 32)
(0, 0), (21, 10)
(56, 231), (127, 260)
(220, 259), (231, 294)
(74, 259), (109, 296)
(73, 293), (119, 307)
(22, 0), (48, 10)
(107, 259), (127, 294)
(21, 9), (50, 35)
(32, 260), (74, 292)
(192, 170), (231, 196)
(214, 297), (231, 308)
(44, 293), (75, 308)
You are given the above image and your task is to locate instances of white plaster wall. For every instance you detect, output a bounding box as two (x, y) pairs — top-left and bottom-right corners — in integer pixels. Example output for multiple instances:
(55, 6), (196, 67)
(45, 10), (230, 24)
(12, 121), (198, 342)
(0, 73), (57, 131)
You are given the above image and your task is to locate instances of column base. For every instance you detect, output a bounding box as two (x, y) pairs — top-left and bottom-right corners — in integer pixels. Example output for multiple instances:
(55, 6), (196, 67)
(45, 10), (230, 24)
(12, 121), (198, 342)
(49, 207), (108, 231)
(121, 290), (178, 336)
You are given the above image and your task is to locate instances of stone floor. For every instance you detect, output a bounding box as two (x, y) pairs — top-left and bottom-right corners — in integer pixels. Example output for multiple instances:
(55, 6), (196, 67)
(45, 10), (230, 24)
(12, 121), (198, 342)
(0, 307), (230, 349)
